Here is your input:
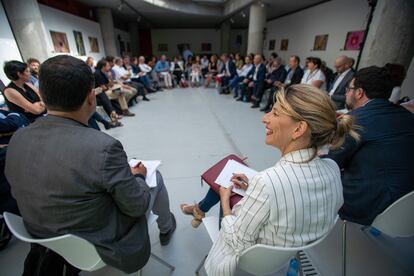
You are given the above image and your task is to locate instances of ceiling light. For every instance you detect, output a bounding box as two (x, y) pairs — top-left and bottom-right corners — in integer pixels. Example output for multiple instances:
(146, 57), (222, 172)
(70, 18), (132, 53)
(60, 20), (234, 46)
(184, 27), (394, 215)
(259, 1), (265, 8)
(230, 18), (235, 24)
(117, 3), (124, 11)
(241, 12), (246, 18)
(137, 16), (141, 22)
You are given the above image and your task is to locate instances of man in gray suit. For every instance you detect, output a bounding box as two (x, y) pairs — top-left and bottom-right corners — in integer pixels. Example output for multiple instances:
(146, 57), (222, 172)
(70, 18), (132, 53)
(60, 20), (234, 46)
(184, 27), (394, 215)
(328, 55), (354, 110)
(5, 55), (176, 274)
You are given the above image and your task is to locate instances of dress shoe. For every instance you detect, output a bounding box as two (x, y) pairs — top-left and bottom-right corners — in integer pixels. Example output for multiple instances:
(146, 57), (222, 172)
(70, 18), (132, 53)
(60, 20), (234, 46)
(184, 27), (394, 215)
(260, 106), (270, 112)
(160, 213), (176, 246)
(251, 103), (260, 108)
(236, 97), (243, 101)
(122, 110), (135, 116)
(143, 96), (150, 101)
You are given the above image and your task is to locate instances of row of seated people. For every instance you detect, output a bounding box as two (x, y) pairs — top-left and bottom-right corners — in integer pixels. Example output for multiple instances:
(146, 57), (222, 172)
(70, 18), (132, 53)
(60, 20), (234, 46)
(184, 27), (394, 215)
(0, 54), (413, 275)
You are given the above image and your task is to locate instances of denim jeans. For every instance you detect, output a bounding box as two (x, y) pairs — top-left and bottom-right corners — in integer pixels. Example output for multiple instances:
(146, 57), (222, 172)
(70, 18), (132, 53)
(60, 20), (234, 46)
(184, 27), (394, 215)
(198, 187), (220, 213)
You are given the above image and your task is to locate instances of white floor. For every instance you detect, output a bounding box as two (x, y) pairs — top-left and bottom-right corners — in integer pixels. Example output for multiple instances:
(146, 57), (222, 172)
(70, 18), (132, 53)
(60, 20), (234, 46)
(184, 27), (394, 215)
(0, 87), (412, 276)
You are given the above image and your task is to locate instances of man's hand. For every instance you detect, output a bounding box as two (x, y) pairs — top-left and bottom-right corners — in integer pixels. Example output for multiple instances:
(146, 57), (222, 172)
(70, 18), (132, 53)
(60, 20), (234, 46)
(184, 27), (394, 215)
(248, 82), (254, 88)
(131, 162), (147, 178)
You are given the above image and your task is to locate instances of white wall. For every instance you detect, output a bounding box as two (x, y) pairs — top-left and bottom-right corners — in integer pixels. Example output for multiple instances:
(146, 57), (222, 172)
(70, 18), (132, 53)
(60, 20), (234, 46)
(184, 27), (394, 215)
(401, 57), (414, 98)
(0, 2), (23, 85)
(39, 4), (106, 63)
(151, 28), (220, 57)
(263, 0), (370, 67)
(115, 28), (131, 57)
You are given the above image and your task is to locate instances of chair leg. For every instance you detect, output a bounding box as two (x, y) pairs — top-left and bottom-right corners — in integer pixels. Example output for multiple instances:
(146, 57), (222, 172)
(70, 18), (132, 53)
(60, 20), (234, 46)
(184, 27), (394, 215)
(342, 220), (347, 276)
(137, 269), (141, 276)
(195, 255), (208, 275)
(151, 252), (175, 271)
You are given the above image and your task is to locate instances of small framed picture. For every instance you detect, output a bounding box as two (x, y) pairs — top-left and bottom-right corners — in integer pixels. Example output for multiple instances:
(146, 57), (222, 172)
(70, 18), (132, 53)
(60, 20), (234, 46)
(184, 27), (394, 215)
(313, 34), (328, 51)
(280, 39), (288, 51)
(268, 40), (275, 50)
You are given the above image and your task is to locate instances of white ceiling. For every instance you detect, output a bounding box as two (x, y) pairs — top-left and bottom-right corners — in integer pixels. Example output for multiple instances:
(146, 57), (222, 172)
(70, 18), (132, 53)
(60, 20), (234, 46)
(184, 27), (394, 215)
(77, 0), (329, 28)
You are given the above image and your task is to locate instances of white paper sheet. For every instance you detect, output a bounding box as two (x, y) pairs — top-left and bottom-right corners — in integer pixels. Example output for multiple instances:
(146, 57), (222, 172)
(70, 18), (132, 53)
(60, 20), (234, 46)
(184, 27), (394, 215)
(214, 159), (258, 197)
(129, 159), (161, 188)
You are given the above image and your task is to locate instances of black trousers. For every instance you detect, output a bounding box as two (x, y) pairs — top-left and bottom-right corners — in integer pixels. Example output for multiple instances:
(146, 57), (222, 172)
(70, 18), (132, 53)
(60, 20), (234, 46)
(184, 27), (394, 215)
(23, 244), (81, 276)
(96, 93), (114, 116)
(253, 81), (265, 104)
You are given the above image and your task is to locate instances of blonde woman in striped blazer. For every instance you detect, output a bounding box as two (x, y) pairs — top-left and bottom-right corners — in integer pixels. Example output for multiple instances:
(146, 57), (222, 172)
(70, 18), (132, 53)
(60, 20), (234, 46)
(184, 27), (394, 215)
(202, 84), (359, 276)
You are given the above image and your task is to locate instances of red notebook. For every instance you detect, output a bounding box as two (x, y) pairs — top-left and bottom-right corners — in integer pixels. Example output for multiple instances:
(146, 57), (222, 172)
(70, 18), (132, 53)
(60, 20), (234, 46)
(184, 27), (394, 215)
(201, 154), (248, 208)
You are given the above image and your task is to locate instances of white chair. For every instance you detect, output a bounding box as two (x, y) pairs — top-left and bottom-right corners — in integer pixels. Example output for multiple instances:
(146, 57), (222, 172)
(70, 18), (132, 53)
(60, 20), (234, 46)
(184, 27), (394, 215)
(3, 211), (176, 275)
(341, 190), (414, 276)
(196, 215), (338, 275)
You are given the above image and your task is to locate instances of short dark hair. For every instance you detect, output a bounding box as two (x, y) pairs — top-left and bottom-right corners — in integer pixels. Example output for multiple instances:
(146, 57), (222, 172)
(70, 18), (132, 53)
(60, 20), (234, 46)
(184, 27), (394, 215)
(3, 60), (27, 81)
(384, 63), (406, 87)
(96, 59), (108, 70)
(27, 58), (40, 65)
(353, 66), (393, 99)
(39, 55), (94, 111)
(105, 56), (115, 63)
(270, 52), (278, 59)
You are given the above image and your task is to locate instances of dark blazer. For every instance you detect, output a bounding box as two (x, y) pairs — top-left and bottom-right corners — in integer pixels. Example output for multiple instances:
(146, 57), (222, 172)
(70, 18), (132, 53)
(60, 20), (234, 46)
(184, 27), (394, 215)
(287, 66), (304, 86)
(5, 115), (151, 273)
(247, 63), (266, 83)
(329, 69), (354, 110)
(221, 60), (237, 78)
(326, 99), (414, 225)
(267, 66), (287, 83)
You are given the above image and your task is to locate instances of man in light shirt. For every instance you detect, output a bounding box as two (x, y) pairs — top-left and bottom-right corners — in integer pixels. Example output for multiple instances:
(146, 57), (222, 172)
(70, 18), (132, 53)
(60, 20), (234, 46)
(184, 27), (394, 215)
(328, 56), (354, 110)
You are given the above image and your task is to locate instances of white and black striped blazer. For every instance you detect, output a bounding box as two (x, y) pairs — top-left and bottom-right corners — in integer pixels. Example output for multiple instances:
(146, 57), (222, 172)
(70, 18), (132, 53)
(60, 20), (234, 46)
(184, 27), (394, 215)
(205, 148), (343, 276)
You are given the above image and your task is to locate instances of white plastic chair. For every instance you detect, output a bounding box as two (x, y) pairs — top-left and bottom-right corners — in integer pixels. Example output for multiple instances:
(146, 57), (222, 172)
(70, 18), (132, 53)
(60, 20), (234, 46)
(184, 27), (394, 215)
(196, 215), (339, 275)
(341, 190), (414, 276)
(3, 211), (176, 275)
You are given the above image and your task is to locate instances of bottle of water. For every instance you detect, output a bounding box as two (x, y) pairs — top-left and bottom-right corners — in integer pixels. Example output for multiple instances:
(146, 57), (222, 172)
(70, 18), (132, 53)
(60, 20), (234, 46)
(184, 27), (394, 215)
(286, 258), (299, 276)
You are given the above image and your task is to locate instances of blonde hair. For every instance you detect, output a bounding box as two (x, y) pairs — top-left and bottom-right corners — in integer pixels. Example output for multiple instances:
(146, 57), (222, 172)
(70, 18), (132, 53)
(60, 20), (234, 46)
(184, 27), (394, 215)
(275, 84), (359, 151)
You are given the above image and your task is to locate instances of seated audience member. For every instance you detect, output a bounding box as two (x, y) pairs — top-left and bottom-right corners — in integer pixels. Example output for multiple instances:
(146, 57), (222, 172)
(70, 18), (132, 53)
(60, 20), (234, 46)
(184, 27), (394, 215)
(230, 56), (253, 98)
(190, 56), (202, 87)
(155, 55), (173, 89)
(385, 63), (406, 104)
(122, 55), (154, 95)
(3, 61), (46, 123)
(277, 55), (304, 89)
(328, 56), (354, 110)
(260, 57), (287, 112)
(140, 56), (162, 91)
(200, 55), (209, 77)
(321, 61), (335, 89)
(94, 59), (135, 117)
(109, 57), (140, 103)
(266, 52), (278, 73)
(205, 55), (219, 88)
(218, 54), (237, 94)
(5, 55), (177, 274)
(170, 56), (185, 87)
(301, 57), (326, 90)
(238, 54), (266, 107)
(234, 53), (244, 69)
(182, 85), (352, 275)
(326, 66), (414, 225)
(27, 58), (40, 88)
(85, 56), (95, 73)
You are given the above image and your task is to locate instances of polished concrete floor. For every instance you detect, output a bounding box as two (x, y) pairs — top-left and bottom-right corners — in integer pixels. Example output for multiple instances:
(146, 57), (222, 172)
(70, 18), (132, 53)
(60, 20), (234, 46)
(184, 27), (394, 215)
(0, 87), (412, 276)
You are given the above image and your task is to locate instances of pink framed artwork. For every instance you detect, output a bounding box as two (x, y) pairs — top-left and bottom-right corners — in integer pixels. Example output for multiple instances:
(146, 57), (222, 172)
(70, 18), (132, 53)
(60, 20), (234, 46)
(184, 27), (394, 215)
(344, 31), (365, 50)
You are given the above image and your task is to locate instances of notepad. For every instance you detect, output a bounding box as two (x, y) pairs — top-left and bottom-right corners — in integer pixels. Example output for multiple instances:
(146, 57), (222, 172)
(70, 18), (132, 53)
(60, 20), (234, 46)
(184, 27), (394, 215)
(129, 159), (161, 188)
(215, 159), (258, 196)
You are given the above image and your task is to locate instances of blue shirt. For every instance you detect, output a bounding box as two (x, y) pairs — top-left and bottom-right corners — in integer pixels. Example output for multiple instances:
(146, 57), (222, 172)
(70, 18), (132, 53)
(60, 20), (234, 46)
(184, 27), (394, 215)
(155, 61), (170, 73)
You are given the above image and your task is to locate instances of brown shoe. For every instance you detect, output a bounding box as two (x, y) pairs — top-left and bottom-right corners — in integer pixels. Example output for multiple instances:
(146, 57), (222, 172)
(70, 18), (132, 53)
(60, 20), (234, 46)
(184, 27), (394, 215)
(122, 110), (135, 117)
(180, 203), (205, 228)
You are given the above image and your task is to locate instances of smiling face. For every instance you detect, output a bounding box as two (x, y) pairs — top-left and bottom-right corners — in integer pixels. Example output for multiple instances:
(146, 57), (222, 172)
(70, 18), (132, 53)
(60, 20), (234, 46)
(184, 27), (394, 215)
(262, 103), (299, 150)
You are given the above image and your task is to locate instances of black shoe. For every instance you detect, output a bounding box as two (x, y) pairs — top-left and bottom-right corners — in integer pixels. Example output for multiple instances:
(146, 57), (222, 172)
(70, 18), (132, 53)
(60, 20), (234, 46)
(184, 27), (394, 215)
(251, 103), (260, 108)
(233, 95), (238, 98)
(260, 106), (269, 112)
(236, 97), (243, 101)
(160, 213), (176, 246)
(143, 96), (150, 101)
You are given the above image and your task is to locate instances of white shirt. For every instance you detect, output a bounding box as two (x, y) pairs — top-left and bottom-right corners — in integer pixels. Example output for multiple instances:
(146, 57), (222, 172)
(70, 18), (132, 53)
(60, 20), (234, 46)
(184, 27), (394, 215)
(205, 148), (343, 276)
(329, 69), (351, 96)
(112, 65), (130, 81)
(253, 64), (261, 81)
(301, 69), (326, 91)
(139, 63), (152, 73)
(237, 64), (253, 77)
(389, 86), (401, 103)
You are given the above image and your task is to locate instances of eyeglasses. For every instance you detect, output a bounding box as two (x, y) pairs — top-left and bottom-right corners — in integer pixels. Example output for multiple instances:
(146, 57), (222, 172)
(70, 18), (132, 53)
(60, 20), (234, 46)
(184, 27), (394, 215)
(346, 86), (358, 92)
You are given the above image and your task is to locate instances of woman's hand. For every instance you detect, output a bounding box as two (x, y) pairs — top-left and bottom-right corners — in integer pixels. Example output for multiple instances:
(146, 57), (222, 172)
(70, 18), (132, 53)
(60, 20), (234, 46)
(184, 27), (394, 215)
(219, 186), (233, 200)
(231, 173), (249, 190)
(219, 186), (233, 217)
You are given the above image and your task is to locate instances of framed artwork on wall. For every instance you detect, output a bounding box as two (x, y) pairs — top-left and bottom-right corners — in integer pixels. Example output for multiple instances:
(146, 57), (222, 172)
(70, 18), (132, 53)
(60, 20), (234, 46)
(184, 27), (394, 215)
(201, 43), (211, 52)
(50, 31), (70, 53)
(344, 30), (365, 50)
(73, 30), (86, 56)
(158, 43), (168, 52)
(313, 34), (328, 51)
(88, 37), (100, 53)
(280, 39), (289, 51)
(268, 40), (275, 50)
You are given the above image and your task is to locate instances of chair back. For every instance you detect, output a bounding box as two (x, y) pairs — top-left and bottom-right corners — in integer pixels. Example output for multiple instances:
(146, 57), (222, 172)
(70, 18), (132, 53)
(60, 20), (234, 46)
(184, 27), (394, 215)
(3, 212), (105, 271)
(371, 191), (414, 238)
(238, 216), (338, 275)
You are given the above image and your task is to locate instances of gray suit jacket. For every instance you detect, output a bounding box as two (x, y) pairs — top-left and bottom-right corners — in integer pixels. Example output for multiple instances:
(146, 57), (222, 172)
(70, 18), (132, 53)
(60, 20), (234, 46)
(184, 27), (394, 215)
(330, 70), (354, 110)
(5, 115), (151, 273)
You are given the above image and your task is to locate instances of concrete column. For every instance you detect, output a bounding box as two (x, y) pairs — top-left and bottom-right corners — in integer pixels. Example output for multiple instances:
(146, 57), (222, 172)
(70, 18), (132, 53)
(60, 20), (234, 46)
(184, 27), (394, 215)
(220, 21), (231, 54)
(128, 22), (140, 57)
(2, 0), (49, 62)
(246, 3), (266, 55)
(95, 8), (117, 56)
(358, 0), (414, 69)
